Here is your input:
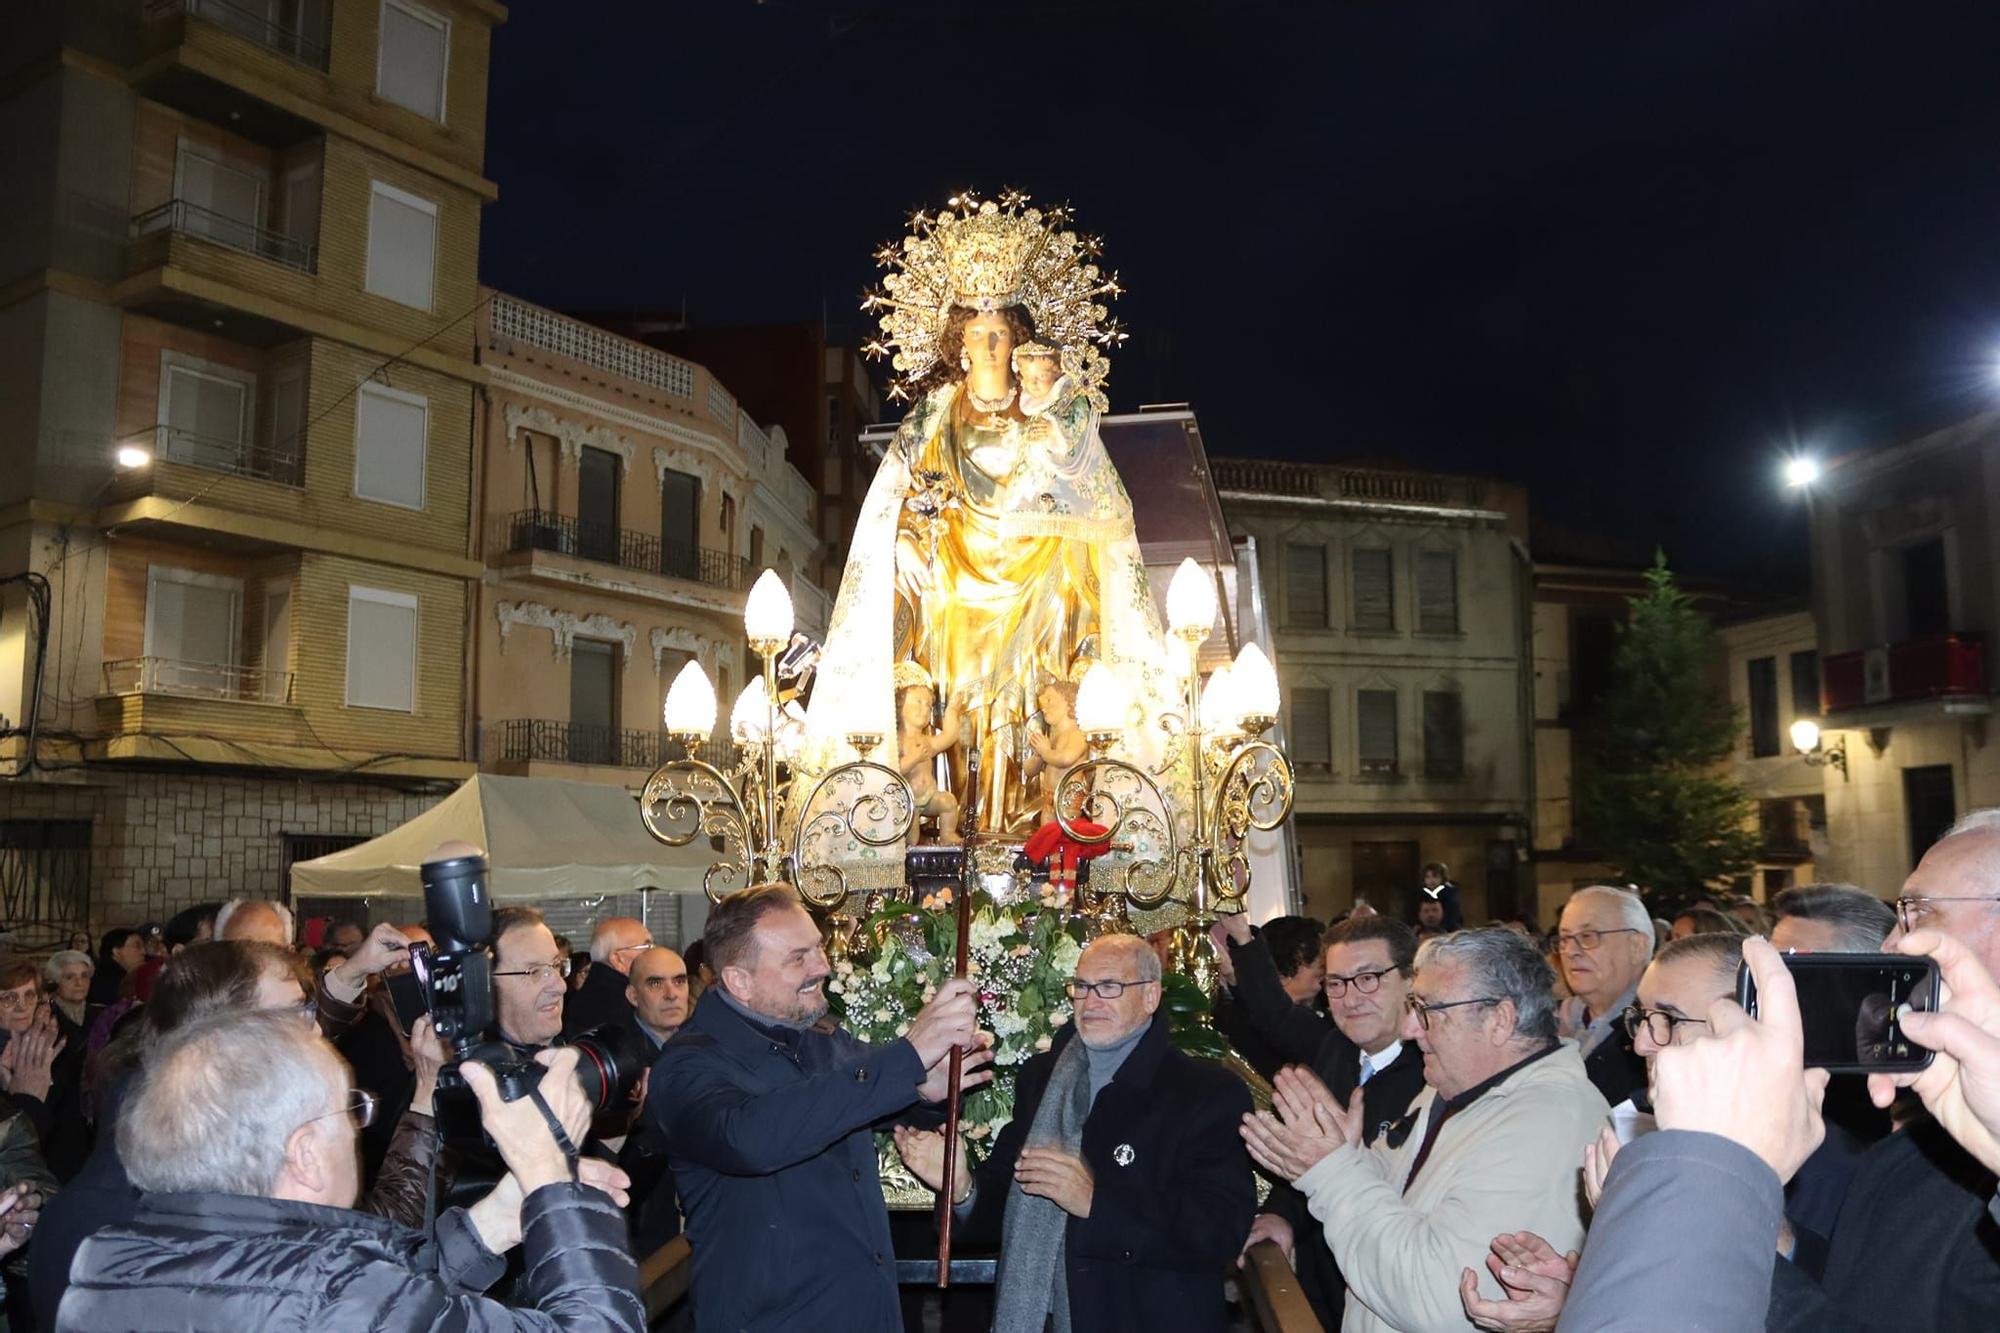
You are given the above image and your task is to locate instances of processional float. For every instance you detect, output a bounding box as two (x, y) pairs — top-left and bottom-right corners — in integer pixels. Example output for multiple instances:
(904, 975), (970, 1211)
(638, 191), (1294, 1284)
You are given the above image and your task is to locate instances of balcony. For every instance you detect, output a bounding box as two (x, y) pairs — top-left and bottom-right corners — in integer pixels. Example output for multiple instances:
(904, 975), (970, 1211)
(132, 199), (316, 275)
(496, 720), (734, 772)
(1210, 458), (1488, 508)
(141, 424), (301, 487)
(171, 0), (331, 72)
(102, 656), (294, 704)
(501, 510), (751, 592)
(1823, 634), (1988, 719)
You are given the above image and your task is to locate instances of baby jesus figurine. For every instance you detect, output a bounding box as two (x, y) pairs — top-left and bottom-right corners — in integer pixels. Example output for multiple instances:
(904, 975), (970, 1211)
(896, 673), (964, 845)
(1023, 679), (1089, 823)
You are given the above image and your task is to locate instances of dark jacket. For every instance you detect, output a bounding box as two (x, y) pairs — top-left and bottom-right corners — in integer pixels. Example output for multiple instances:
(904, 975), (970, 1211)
(58, 1182), (643, 1332)
(1768, 1112), (2000, 1332)
(563, 964), (637, 1042)
(956, 1012), (1257, 1333)
(1581, 1023), (1648, 1108)
(650, 990), (929, 1331)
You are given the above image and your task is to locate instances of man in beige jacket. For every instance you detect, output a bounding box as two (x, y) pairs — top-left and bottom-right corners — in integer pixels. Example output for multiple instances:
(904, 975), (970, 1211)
(1244, 928), (1609, 1333)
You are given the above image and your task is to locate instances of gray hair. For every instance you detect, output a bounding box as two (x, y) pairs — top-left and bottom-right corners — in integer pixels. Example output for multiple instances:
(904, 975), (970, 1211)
(214, 899), (295, 945)
(1079, 932), (1162, 984)
(1418, 928), (1559, 1043)
(120, 1008), (345, 1198)
(43, 950), (93, 984)
(1567, 885), (1657, 951)
(588, 917), (650, 965)
(1945, 809), (2000, 840)
(1771, 883), (1895, 951)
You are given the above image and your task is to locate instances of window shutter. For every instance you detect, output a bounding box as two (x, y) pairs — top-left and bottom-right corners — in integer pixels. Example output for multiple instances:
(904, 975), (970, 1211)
(1285, 543), (1327, 628)
(1417, 550), (1458, 633)
(1747, 656), (1779, 757)
(1423, 690), (1464, 778)
(1358, 690), (1398, 775)
(378, 1), (448, 121)
(346, 588), (417, 712)
(1290, 688), (1332, 767)
(1790, 650), (1820, 719)
(366, 184), (437, 309)
(354, 384), (427, 509)
(1352, 548), (1394, 631)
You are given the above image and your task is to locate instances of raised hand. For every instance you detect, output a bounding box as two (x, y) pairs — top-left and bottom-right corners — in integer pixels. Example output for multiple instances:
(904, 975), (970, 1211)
(905, 977), (980, 1068)
(915, 1030), (996, 1104)
(1868, 929), (2000, 1174)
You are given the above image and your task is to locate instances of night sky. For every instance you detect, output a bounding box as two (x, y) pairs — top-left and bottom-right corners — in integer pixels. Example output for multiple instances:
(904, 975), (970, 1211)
(479, 1), (2000, 581)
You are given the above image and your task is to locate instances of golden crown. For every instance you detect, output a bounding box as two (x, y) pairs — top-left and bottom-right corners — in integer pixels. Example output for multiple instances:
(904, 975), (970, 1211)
(861, 189), (1127, 403)
(892, 660), (934, 691)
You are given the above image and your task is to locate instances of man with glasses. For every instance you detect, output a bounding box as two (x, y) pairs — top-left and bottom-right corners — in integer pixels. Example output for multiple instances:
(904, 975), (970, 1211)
(60, 1005), (644, 1330)
(1243, 928), (1608, 1333)
(490, 906), (572, 1050)
(563, 917), (654, 1040)
(1232, 916), (1428, 1330)
(1555, 885), (1654, 1105)
(895, 932), (1255, 1332)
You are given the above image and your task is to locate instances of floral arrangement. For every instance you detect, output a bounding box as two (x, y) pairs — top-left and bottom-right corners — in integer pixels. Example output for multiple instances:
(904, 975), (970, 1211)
(827, 888), (1227, 1164)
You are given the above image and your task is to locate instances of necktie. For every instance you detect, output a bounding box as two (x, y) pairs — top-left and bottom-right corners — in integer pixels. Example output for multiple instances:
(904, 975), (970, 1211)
(1358, 1057), (1375, 1086)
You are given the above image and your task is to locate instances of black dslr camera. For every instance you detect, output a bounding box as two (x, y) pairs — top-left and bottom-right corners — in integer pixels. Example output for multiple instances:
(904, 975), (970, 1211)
(413, 851), (642, 1150)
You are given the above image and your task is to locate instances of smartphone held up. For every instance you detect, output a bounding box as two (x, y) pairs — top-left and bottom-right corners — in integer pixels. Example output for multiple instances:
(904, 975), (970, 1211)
(1736, 952), (1939, 1075)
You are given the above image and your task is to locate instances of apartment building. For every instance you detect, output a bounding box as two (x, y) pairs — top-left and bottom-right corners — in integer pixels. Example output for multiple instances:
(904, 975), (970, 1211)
(1213, 459), (1535, 925)
(0, 0), (503, 936)
(472, 290), (820, 786)
(1716, 606), (1826, 897)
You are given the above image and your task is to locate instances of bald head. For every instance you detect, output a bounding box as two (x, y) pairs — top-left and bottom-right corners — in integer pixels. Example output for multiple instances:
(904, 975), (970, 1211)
(1071, 933), (1162, 1049)
(589, 917), (653, 976)
(218, 900), (293, 947)
(1895, 817), (2000, 973)
(627, 946), (690, 1040)
(426, 840), (484, 864)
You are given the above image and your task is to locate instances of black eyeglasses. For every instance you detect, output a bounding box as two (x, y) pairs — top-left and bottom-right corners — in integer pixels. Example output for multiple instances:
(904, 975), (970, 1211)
(1894, 895), (2000, 934)
(1622, 1004), (1712, 1047)
(1556, 927), (1645, 952)
(1324, 967), (1399, 998)
(494, 958), (573, 984)
(1404, 993), (1500, 1029)
(1066, 977), (1155, 1000)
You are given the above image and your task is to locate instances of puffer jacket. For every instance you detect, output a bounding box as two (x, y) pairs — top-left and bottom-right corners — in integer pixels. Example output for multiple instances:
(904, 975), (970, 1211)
(57, 1181), (643, 1332)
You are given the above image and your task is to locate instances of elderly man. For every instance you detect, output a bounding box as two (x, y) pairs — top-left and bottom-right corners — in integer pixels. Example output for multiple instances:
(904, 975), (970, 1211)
(1244, 928), (1609, 1333)
(217, 899), (294, 946)
(626, 947), (690, 1051)
(896, 934), (1253, 1332)
(564, 917), (653, 1040)
(1770, 882), (1896, 954)
(491, 907), (570, 1050)
(1234, 916), (1428, 1329)
(1762, 813), (2000, 1331)
(615, 945), (691, 1255)
(1555, 886), (1653, 1105)
(58, 1006), (642, 1330)
(652, 883), (990, 1330)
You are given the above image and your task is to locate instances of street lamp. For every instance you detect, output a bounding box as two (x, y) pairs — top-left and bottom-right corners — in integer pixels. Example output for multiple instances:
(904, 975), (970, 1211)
(1790, 717), (1848, 777)
(1783, 455), (1821, 489)
(114, 445), (153, 471)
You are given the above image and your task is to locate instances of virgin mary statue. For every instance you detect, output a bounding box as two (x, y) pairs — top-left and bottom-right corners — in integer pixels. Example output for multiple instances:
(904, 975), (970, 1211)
(801, 192), (1178, 835)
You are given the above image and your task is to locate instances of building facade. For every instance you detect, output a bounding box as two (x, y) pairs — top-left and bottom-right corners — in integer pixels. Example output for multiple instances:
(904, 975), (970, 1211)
(1806, 414), (1996, 893)
(472, 291), (820, 791)
(1716, 607), (1826, 897)
(1213, 459), (1535, 926)
(0, 0), (503, 936)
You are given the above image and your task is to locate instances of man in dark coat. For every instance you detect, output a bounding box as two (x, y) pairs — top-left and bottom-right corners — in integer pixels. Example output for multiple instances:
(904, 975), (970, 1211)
(58, 1006), (643, 1332)
(563, 917), (652, 1040)
(1224, 913), (1428, 1328)
(897, 933), (1256, 1333)
(649, 884), (989, 1331)
(1209, 915), (1325, 1081)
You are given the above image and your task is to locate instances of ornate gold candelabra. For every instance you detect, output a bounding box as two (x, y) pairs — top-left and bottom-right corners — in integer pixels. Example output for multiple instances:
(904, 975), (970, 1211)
(640, 569), (917, 908)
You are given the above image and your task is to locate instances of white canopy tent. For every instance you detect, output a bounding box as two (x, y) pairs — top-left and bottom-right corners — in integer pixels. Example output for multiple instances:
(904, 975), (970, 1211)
(289, 773), (718, 905)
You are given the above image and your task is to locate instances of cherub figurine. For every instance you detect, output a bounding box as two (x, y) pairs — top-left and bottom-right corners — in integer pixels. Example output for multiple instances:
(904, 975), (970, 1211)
(1023, 678), (1089, 822)
(895, 664), (964, 845)
(1013, 341), (1066, 416)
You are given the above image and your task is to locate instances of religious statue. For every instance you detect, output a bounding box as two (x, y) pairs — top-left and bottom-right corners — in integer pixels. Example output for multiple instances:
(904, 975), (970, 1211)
(895, 662), (964, 844)
(1023, 678), (1089, 824)
(803, 191), (1180, 839)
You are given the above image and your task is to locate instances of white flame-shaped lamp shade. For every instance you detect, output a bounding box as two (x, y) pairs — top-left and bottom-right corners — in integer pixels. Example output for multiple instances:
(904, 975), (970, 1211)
(1790, 717), (1822, 756)
(731, 677), (771, 742)
(1166, 557), (1217, 640)
(1199, 664), (1236, 731)
(1074, 662), (1127, 737)
(1232, 643), (1281, 723)
(663, 660), (718, 737)
(744, 569), (794, 647)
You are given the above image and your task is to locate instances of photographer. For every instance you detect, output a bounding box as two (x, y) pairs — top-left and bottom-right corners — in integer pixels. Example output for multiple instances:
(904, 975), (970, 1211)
(59, 1007), (642, 1331)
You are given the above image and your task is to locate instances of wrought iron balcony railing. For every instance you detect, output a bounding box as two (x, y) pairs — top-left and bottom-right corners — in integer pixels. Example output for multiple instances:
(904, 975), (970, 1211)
(133, 198), (316, 274)
(502, 510), (751, 591)
(146, 424), (302, 485)
(102, 656), (294, 704)
(498, 720), (735, 770)
(172, 0), (331, 72)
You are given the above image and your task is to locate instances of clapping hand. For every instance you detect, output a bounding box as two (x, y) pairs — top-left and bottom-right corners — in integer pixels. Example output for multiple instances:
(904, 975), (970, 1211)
(0, 1005), (64, 1102)
(1869, 929), (2000, 1175)
(892, 1124), (971, 1204)
(1459, 1231), (1578, 1332)
(1239, 1065), (1357, 1182)
(1581, 1126), (1620, 1210)
(0, 1185), (41, 1261)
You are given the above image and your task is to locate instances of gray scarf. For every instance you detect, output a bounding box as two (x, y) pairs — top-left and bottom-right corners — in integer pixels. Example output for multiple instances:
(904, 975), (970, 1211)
(993, 1025), (1145, 1333)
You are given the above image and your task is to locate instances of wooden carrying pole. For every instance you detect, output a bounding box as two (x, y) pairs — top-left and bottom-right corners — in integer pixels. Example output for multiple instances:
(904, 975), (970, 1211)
(937, 751), (980, 1288)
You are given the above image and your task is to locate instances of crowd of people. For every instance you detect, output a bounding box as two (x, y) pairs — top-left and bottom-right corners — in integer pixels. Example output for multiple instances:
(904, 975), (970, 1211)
(0, 815), (1995, 1330)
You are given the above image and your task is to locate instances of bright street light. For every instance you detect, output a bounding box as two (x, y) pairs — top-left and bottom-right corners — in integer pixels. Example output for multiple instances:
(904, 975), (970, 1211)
(114, 445), (152, 470)
(1782, 455), (1821, 489)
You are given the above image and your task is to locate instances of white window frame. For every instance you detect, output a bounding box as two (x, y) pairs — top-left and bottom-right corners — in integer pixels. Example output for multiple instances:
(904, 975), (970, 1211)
(352, 380), (429, 511)
(344, 585), (419, 712)
(157, 351), (257, 449)
(377, 0), (451, 122)
(172, 137), (269, 228)
(364, 180), (439, 310)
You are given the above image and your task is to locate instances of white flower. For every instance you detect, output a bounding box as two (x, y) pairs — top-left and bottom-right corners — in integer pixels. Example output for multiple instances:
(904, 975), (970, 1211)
(1034, 1034), (1053, 1052)
(828, 980), (844, 995)
(874, 1007), (894, 1022)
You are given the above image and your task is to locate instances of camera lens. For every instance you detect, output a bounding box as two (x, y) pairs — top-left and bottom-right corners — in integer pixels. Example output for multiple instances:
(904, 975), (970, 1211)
(568, 1022), (645, 1110)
